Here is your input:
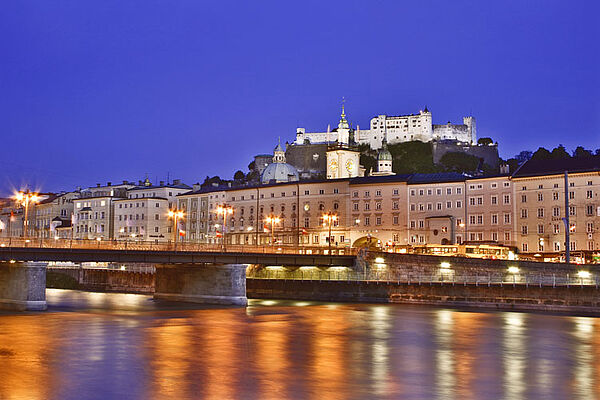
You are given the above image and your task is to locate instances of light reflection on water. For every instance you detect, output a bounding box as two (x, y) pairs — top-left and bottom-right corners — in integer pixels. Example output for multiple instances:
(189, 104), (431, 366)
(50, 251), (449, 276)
(0, 289), (599, 399)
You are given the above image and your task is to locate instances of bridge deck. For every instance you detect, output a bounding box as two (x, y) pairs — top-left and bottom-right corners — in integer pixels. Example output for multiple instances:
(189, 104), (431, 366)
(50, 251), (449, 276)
(0, 247), (356, 267)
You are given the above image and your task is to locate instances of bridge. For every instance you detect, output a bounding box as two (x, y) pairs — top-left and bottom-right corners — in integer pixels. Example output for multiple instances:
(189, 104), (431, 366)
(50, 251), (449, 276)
(0, 238), (358, 311)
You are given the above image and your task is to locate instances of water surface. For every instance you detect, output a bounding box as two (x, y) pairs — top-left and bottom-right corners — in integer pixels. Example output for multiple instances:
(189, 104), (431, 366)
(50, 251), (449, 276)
(0, 289), (599, 399)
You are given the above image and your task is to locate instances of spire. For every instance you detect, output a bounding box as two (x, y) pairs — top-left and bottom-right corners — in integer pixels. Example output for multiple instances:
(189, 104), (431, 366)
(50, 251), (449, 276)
(338, 97), (349, 131)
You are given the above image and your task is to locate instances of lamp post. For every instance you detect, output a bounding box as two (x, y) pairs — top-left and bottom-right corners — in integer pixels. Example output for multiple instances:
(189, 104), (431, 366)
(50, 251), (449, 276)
(265, 215), (281, 248)
(14, 190), (40, 238)
(322, 212), (338, 254)
(216, 204), (233, 251)
(168, 209), (184, 250)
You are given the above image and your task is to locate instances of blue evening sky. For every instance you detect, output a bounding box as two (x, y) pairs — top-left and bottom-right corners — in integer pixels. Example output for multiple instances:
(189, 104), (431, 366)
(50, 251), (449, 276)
(1, 0), (598, 194)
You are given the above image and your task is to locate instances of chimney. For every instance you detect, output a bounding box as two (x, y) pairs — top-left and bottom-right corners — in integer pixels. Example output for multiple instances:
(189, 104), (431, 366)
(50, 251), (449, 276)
(173, 179), (181, 185)
(96, 183), (101, 187)
(159, 181), (165, 186)
(122, 180), (128, 184)
(107, 182), (111, 186)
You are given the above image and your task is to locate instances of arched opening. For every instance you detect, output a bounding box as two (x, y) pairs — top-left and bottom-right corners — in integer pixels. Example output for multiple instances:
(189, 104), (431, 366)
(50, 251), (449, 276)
(352, 236), (382, 250)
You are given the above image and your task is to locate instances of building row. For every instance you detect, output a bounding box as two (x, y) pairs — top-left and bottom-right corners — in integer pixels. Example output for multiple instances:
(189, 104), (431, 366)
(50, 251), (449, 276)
(2, 154), (599, 261)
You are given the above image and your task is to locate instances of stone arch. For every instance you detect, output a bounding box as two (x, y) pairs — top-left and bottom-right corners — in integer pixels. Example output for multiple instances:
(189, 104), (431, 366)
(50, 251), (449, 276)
(352, 236), (382, 250)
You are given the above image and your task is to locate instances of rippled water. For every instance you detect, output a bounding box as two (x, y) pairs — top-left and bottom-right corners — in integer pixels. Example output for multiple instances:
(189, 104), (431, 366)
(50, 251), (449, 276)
(0, 290), (599, 399)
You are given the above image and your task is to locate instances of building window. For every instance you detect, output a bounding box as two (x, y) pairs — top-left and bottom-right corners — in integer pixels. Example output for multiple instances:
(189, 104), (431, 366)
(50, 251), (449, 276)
(521, 209), (528, 218)
(537, 193), (543, 202)
(537, 208), (544, 218)
(504, 213), (511, 224)
(456, 201), (462, 208)
(503, 195), (510, 204)
(376, 190), (382, 197)
(522, 243), (528, 252)
(376, 217), (382, 225)
(538, 224), (544, 234)
(393, 216), (399, 225)
(491, 196), (498, 205)
(364, 217), (370, 226)
(491, 214), (498, 225)
(522, 225), (528, 235)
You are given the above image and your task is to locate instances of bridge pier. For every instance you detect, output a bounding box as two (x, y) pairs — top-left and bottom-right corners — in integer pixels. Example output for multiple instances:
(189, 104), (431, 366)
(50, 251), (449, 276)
(154, 263), (248, 306)
(0, 261), (47, 311)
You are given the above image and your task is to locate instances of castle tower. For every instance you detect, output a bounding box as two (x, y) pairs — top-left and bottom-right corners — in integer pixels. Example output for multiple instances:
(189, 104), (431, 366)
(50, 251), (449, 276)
(336, 100), (351, 144)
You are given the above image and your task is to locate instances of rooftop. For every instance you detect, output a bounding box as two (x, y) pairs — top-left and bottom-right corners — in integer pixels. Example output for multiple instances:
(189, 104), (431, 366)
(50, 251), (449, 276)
(512, 156), (600, 178)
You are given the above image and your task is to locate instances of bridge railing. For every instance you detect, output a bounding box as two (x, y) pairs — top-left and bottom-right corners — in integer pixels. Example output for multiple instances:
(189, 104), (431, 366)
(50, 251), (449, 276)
(248, 268), (600, 287)
(0, 237), (358, 256)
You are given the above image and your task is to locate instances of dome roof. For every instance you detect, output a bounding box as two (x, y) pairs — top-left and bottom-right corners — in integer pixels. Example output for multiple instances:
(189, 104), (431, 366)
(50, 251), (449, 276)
(378, 148), (392, 161)
(261, 162), (299, 184)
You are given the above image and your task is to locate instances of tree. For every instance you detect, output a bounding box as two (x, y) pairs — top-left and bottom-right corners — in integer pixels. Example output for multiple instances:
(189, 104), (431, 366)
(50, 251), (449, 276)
(505, 158), (521, 173)
(550, 145), (570, 160)
(573, 146), (593, 158)
(439, 152), (480, 173)
(247, 161), (256, 171)
(388, 140), (438, 174)
(530, 147), (552, 161)
(360, 154), (376, 175)
(477, 137), (493, 146)
(233, 170), (245, 181)
(515, 150), (533, 164)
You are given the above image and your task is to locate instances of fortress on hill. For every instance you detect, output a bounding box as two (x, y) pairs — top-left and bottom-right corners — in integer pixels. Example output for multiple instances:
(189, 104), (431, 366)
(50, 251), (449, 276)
(294, 104), (476, 149)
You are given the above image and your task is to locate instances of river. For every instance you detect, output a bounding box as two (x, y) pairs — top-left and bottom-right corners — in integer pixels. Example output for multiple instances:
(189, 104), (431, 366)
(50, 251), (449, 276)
(0, 289), (598, 399)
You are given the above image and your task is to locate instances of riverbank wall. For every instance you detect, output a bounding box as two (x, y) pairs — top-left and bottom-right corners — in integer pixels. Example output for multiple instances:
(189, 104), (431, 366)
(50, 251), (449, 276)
(47, 267), (154, 294)
(246, 279), (600, 314)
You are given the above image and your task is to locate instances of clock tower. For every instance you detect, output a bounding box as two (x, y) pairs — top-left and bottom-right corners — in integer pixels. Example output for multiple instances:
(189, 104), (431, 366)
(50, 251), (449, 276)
(326, 101), (362, 179)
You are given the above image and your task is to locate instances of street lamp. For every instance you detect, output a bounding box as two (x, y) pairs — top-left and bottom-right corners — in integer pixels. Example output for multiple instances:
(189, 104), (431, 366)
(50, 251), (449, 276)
(14, 190), (40, 238)
(322, 212), (338, 254)
(216, 204), (233, 251)
(265, 215), (281, 247)
(167, 209), (184, 250)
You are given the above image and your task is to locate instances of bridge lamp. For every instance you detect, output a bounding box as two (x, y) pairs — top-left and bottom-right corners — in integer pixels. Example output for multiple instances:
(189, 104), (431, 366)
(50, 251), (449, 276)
(14, 190), (40, 238)
(440, 261), (451, 269)
(507, 266), (520, 274)
(265, 216), (281, 246)
(321, 213), (338, 254)
(375, 257), (385, 264)
(168, 209), (185, 249)
(216, 205), (233, 250)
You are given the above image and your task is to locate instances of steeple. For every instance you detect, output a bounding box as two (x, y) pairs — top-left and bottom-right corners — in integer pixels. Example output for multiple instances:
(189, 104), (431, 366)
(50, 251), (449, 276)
(338, 97), (349, 131)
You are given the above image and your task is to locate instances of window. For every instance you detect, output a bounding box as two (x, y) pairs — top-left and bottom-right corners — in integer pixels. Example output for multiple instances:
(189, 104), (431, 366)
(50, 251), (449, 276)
(376, 217), (382, 225)
(587, 222), (594, 233)
(504, 213), (511, 224)
(307, 190), (312, 196)
(364, 203), (370, 211)
(491, 196), (498, 205)
(446, 201), (452, 209)
(537, 208), (544, 218)
(538, 193), (543, 202)
(410, 189), (416, 197)
(491, 214), (498, 225)
(393, 201), (399, 210)
(333, 188), (339, 194)
(364, 191), (370, 197)
(427, 203), (432, 211)
(304, 218), (310, 228)
(553, 224), (560, 234)
(554, 242), (560, 251)
(418, 220), (424, 228)
(538, 224), (544, 234)
(436, 189), (442, 195)
(393, 189), (399, 196)
(155, 214), (159, 220)
(522, 225), (528, 235)
(436, 203), (442, 210)
(319, 189), (324, 195)
(376, 190), (382, 197)
(364, 217), (370, 226)
(522, 243), (528, 252)
(521, 209), (528, 218)
(419, 189), (424, 196)
(456, 187), (462, 195)
(521, 195), (527, 203)
(569, 191), (575, 200)
(569, 206), (576, 216)
(393, 216), (399, 225)
(553, 207), (560, 217)
(503, 195), (510, 204)
(456, 201), (462, 208)
(376, 202), (382, 210)
(587, 205), (594, 216)
(410, 220), (416, 228)
(446, 188), (452, 195)
(410, 204), (416, 211)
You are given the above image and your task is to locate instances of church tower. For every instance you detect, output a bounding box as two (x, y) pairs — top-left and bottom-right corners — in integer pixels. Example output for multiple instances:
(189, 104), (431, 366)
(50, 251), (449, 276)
(371, 133), (394, 176)
(326, 100), (361, 179)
